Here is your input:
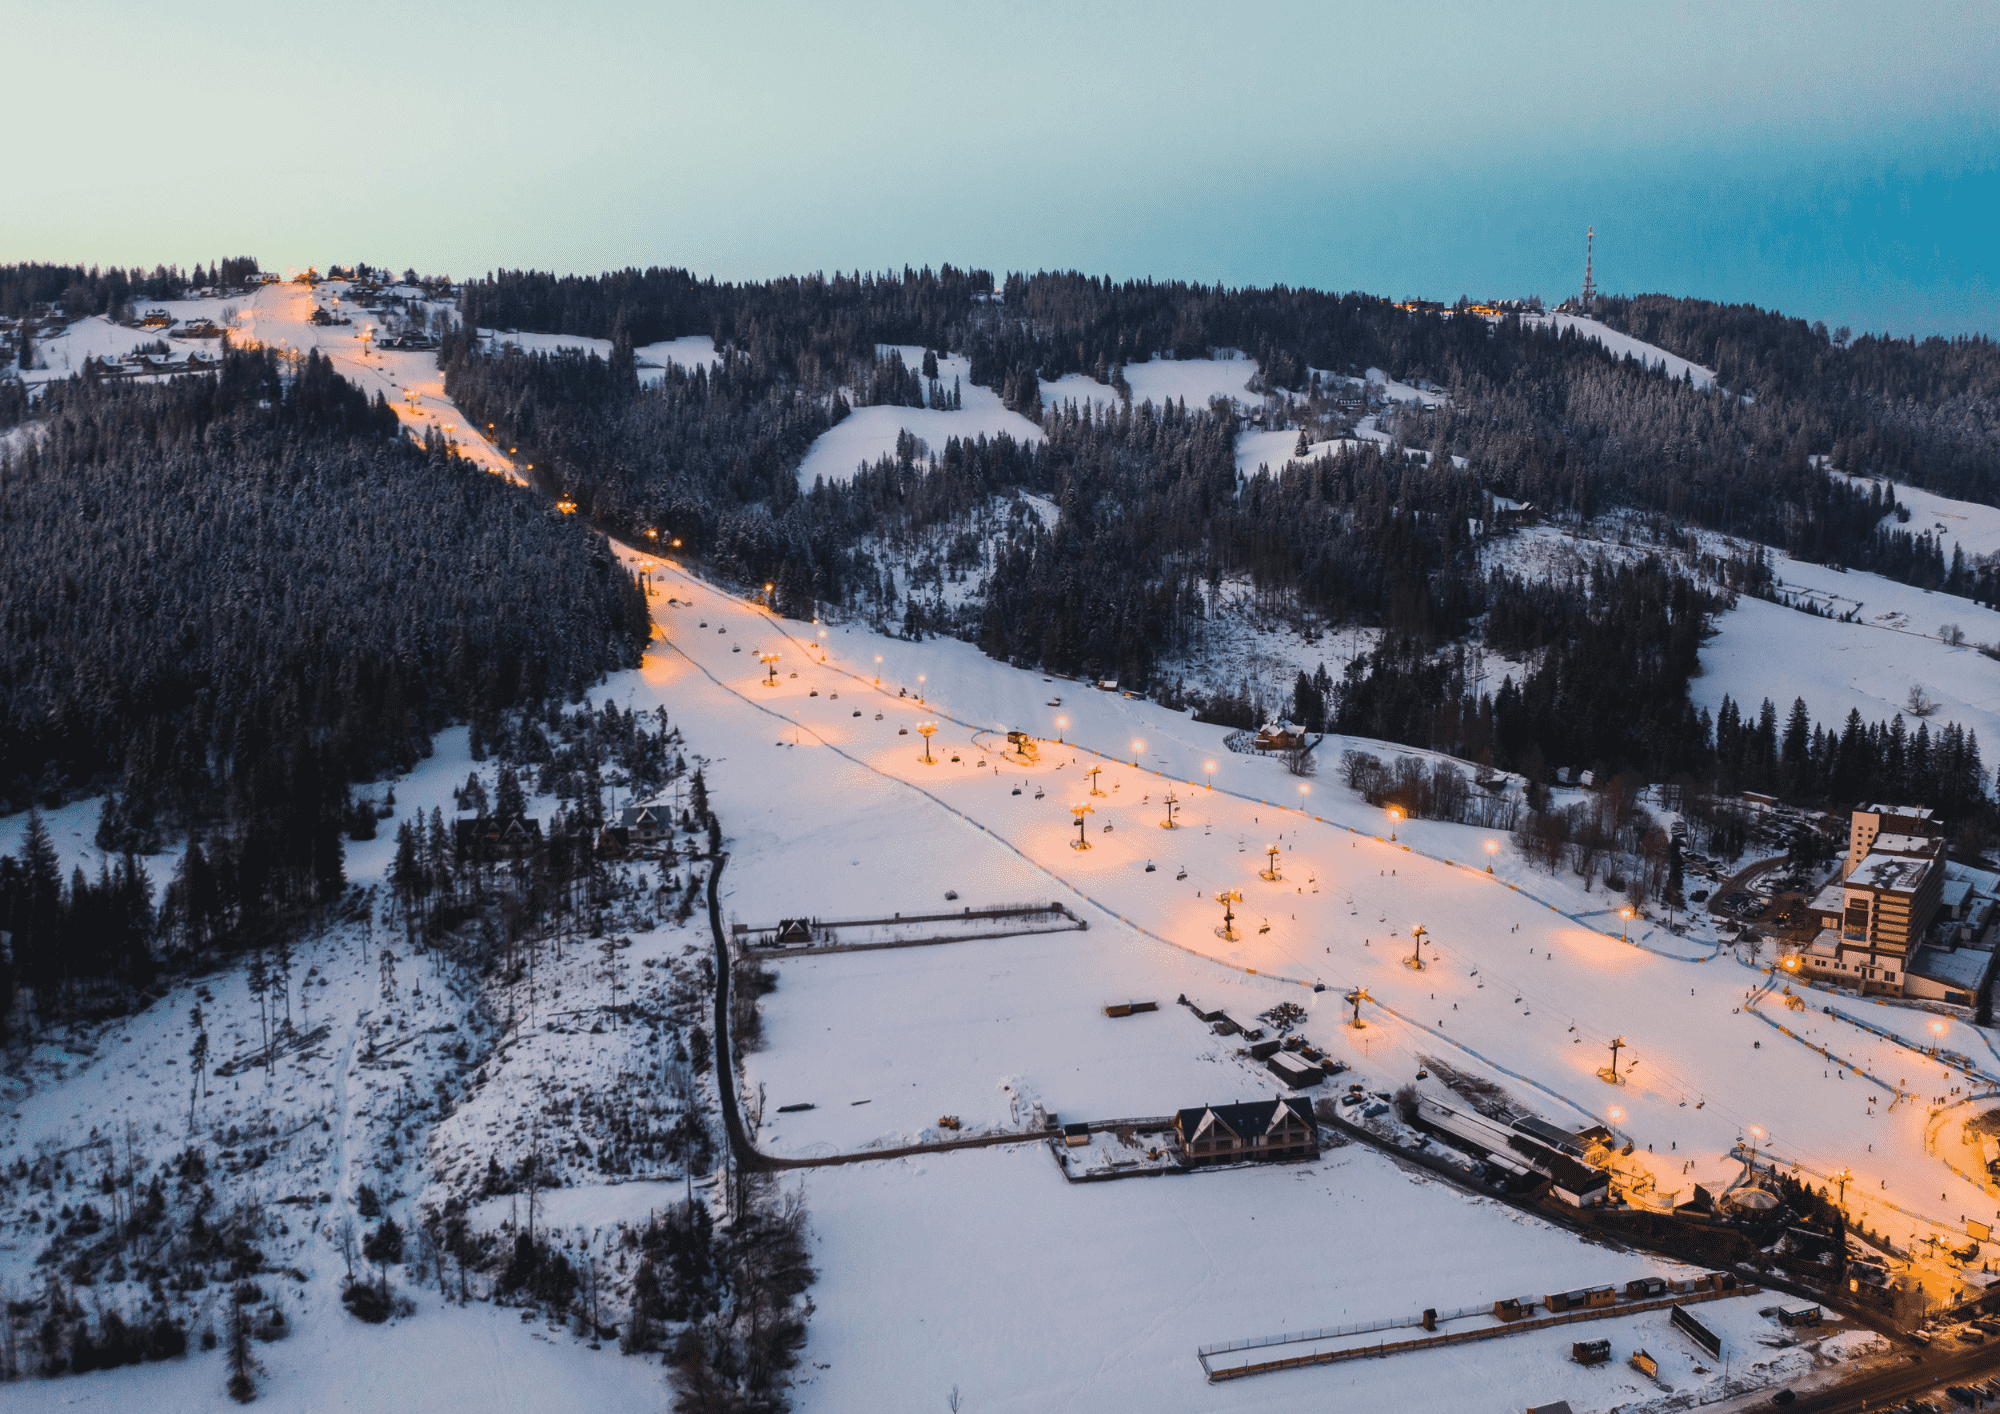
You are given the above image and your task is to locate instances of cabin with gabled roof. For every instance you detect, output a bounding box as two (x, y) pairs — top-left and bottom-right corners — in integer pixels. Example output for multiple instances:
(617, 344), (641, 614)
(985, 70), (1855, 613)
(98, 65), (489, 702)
(1172, 1096), (1317, 1166)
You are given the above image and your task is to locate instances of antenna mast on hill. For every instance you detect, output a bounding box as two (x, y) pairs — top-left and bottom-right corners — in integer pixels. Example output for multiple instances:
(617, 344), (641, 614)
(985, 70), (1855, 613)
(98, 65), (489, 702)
(1579, 225), (1597, 310)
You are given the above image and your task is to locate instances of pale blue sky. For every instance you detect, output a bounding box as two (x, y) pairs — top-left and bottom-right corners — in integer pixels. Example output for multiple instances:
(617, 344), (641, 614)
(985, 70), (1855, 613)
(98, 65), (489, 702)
(8, 0), (1996, 334)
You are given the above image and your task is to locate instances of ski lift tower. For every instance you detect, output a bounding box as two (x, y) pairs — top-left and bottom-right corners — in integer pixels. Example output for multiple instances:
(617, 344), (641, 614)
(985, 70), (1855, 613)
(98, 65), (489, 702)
(1087, 766), (1106, 797)
(1261, 844), (1282, 882)
(1579, 225), (1597, 310)
(1346, 986), (1373, 1028)
(1070, 802), (1095, 849)
(758, 653), (781, 687)
(1214, 889), (1242, 941)
(1161, 791), (1180, 829)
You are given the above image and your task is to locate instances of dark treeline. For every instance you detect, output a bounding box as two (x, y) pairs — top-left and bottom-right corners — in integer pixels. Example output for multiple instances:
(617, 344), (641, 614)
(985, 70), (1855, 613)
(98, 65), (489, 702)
(1709, 693), (1987, 822)
(0, 347), (648, 1024)
(1334, 557), (1719, 784)
(1597, 292), (2000, 509)
(0, 258), (262, 319)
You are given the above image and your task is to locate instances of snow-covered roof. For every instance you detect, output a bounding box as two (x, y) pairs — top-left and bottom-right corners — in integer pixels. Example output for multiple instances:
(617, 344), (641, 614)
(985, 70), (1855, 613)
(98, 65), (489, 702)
(1860, 803), (1934, 819)
(1907, 943), (1993, 991)
(1850, 852), (1933, 893)
(1808, 882), (1846, 914)
(1870, 833), (1940, 858)
(1942, 878), (1976, 911)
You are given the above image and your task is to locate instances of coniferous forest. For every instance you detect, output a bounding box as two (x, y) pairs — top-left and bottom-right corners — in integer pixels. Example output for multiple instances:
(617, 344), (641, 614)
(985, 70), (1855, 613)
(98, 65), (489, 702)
(0, 344), (648, 1018)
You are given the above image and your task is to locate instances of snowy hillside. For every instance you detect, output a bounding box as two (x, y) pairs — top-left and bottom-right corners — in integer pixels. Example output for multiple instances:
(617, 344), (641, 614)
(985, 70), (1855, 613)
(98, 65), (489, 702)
(794, 347), (1042, 489)
(1522, 312), (1718, 389)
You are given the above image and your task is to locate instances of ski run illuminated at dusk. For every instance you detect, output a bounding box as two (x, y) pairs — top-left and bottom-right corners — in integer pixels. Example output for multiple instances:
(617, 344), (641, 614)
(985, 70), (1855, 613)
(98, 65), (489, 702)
(6, 18), (2000, 1411)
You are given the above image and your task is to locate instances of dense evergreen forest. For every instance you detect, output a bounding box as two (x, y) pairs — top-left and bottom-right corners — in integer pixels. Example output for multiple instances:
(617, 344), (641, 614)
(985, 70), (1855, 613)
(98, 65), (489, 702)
(0, 345), (648, 1022)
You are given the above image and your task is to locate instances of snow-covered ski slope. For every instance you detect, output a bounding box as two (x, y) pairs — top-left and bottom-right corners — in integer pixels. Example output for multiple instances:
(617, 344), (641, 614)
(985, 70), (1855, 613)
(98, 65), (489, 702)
(584, 551), (1967, 1409)
(1520, 313), (1717, 389)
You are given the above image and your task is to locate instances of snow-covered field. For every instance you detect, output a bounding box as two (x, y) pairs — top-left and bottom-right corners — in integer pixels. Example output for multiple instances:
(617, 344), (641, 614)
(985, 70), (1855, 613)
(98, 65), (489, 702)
(1837, 471), (2000, 563)
(794, 347), (1042, 489)
(1040, 350), (1260, 414)
(1694, 551), (2000, 748)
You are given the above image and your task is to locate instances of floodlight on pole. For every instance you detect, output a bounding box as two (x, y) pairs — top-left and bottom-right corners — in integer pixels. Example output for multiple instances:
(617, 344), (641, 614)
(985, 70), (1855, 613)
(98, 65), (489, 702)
(1203, 760), (1217, 789)
(1620, 906), (1634, 942)
(1387, 806), (1401, 841)
(1298, 783), (1310, 810)
(1131, 738), (1145, 761)
(1070, 802), (1095, 850)
(917, 721), (938, 763)
(1261, 845), (1282, 882)
(1485, 840), (1498, 874)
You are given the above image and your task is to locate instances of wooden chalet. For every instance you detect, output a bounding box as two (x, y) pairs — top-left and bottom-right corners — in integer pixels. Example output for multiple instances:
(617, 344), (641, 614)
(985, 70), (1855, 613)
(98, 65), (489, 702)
(453, 813), (543, 859)
(619, 803), (670, 845)
(1172, 1097), (1317, 1166)
(1252, 721), (1308, 752)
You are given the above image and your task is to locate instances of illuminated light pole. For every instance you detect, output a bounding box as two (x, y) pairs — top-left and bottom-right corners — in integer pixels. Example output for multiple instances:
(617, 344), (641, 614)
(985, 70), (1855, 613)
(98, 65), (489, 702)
(1408, 924), (1428, 971)
(1298, 783), (1311, 811)
(917, 721), (938, 764)
(1930, 1020), (1947, 1056)
(1746, 1124), (1766, 1176)
(817, 628), (828, 659)
(1087, 766), (1105, 797)
(1203, 760), (1217, 790)
(1162, 791), (1180, 830)
(1485, 840), (1498, 874)
(1600, 1035), (1627, 1085)
(1261, 845), (1282, 882)
(1056, 715), (1068, 743)
(1131, 738), (1145, 763)
(1214, 889), (1242, 941)
(874, 654), (883, 685)
(759, 653), (780, 687)
(1620, 906), (1634, 943)
(1387, 807), (1401, 841)
(763, 582), (775, 609)
(1070, 802), (1095, 850)
(1346, 986), (1373, 1028)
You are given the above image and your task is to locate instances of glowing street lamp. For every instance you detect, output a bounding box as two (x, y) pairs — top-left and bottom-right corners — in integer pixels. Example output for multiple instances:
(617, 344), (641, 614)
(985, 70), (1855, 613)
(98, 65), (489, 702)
(874, 654), (883, 685)
(1485, 840), (1498, 874)
(1619, 906), (1634, 943)
(917, 721), (938, 763)
(758, 652), (781, 687)
(1070, 801), (1096, 850)
(1298, 783), (1311, 809)
(1131, 738), (1145, 761)
(646, 527), (658, 541)
(1746, 1123), (1766, 1173)
(1930, 1020), (1947, 1056)
(1387, 806), (1401, 841)
(1203, 760), (1217, 790)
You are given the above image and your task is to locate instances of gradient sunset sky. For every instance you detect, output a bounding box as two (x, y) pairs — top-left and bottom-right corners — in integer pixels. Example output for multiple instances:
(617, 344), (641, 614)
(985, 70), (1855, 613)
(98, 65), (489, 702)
(9, 0), (1996, 335)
